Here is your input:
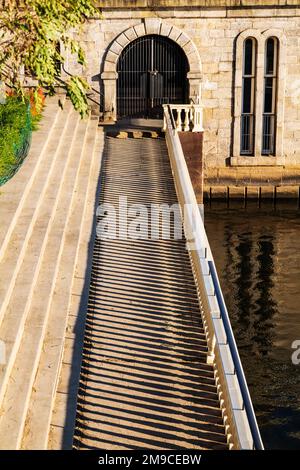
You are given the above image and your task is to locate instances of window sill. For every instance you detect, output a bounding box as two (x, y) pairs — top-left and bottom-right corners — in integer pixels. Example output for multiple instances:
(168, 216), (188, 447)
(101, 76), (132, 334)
(230, 155), (284, 166)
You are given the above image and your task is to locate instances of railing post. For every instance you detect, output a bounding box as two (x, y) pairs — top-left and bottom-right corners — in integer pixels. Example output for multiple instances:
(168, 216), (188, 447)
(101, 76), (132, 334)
(192, 104), (204, 132)
(164, 102), (204, 133)
(183, 108), (190, 132)
(162, 105), (167, 132)
(175, 107), (182, 131)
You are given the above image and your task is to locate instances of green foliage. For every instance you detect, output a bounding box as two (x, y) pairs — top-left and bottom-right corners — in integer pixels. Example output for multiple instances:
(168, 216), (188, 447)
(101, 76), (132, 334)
(0, 96), (32, 183)
(0, 0), (99, 117)
(66, 76), (89, 117)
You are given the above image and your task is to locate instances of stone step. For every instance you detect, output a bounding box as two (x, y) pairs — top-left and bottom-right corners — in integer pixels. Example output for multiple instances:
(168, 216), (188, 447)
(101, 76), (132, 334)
(0, 96), (66, 261)
(0, 100), (73, 328)
(19, 122), (104, 450)
(0, 107), (80, 413)
(106, 130), (163, 139)
(0, 116), (95, 449)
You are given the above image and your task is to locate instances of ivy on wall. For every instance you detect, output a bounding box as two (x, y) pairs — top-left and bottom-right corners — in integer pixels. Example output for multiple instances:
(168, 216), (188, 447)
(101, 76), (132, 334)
(0, 0), (99, 117)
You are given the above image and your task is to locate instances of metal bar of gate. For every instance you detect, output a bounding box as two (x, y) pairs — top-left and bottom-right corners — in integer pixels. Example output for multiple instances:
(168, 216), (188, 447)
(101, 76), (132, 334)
(116, 35), (189, 119)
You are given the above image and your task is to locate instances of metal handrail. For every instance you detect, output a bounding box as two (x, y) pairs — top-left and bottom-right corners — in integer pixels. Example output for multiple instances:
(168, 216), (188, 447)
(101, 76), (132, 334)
(163, 103), (264, 450)
(209, 260), (264, 450)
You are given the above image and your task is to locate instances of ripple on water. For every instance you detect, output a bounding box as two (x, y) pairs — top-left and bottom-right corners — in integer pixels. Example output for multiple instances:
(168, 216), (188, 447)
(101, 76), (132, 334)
(204, 203), (300, 450)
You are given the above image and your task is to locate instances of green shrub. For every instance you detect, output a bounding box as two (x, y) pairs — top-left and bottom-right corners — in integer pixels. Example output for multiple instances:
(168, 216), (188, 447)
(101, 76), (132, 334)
(0, 96), (33, 184)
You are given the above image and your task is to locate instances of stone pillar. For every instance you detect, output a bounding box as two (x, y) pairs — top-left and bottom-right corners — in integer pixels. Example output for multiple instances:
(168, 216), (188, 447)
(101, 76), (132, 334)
(187, 72), (202, 103)
(101, 71), (118, 121)
(178, 132), (204, 204)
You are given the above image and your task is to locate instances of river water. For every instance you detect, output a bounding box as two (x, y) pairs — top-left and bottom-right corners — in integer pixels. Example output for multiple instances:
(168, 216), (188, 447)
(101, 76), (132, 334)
(204, 201), (300, 450)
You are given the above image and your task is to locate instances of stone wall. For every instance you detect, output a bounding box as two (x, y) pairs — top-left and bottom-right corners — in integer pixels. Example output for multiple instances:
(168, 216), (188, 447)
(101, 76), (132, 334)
(66, 3), (300, 168)
(95, 1), (300, 7)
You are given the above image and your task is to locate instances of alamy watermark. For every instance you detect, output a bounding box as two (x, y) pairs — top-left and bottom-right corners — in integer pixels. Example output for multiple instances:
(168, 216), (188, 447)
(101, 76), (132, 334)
(96, 196), (204, 251)
(291, 340), (300, 365)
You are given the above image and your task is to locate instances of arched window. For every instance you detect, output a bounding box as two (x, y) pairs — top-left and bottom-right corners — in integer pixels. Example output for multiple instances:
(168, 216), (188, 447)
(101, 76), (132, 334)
(241, 38), (257, 155)
(262, 37), (278, 155)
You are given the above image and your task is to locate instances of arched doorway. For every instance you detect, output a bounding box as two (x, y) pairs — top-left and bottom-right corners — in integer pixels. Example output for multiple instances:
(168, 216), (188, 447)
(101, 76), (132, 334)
(116, 35), (189, 119)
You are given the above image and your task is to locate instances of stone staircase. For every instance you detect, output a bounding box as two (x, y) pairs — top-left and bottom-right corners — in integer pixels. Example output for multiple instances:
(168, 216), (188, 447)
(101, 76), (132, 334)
(0, 96), (104, 449)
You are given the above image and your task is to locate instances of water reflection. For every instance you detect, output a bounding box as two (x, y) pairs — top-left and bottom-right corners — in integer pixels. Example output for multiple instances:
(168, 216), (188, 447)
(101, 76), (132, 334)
(253, 234), (277, 355)
(204, 202), (300, 449)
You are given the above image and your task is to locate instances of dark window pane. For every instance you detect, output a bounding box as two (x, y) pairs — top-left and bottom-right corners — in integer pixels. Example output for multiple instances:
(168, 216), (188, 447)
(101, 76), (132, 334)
(264, 77), (273, 113)
(262, 115), (275, 154)
(243, 77), (252, 113)
(241, 115), (254, 154)
(244, 39), (253, 75)
(266, 38), (275, 75)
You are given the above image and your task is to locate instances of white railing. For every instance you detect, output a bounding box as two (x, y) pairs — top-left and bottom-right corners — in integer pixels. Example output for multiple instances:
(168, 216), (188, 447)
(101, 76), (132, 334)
(162, 103), (204, 133)
(163, 104), (264, 451)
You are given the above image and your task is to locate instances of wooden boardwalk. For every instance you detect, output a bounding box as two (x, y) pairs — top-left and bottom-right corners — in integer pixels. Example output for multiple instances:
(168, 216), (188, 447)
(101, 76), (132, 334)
(73, 132), (228, 450)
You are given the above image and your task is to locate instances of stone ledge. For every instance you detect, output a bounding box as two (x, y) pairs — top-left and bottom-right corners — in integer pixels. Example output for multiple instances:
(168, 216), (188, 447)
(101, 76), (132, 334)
(96, 1), (300, 9)
(205, 166), (300, 186)
(204, 184), (300, 200)
(230, 156), (285, 166)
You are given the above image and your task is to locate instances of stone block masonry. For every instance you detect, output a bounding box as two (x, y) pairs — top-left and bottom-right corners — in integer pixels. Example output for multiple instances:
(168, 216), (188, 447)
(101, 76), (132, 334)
(204, 166), (300, 201)
(61, 1), (300, 173)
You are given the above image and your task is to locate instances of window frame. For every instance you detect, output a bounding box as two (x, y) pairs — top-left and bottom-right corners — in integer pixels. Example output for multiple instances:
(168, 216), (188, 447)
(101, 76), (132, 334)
(232, 29), (286, 166)
(240, 37), (257, 156)
(262, 37), (279, 156)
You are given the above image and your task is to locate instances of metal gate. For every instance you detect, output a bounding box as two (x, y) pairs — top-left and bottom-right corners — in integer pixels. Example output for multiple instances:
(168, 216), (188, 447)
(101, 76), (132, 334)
(117, 35), (189, 119)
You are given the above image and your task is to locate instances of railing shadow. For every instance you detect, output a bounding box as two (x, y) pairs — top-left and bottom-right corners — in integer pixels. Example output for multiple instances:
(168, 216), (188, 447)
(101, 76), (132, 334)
(64, 128), (228, 450)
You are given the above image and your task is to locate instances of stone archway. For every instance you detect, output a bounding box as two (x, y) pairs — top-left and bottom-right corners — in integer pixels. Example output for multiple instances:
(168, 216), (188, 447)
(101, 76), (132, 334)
(101, 18), (202, 121)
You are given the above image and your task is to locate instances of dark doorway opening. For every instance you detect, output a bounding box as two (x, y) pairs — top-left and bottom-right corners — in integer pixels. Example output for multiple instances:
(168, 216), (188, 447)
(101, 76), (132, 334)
(117, 35), (189, 119)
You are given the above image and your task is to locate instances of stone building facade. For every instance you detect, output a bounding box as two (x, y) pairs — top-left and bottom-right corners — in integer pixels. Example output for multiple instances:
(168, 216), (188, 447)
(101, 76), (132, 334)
(64, 1), (300, 172)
